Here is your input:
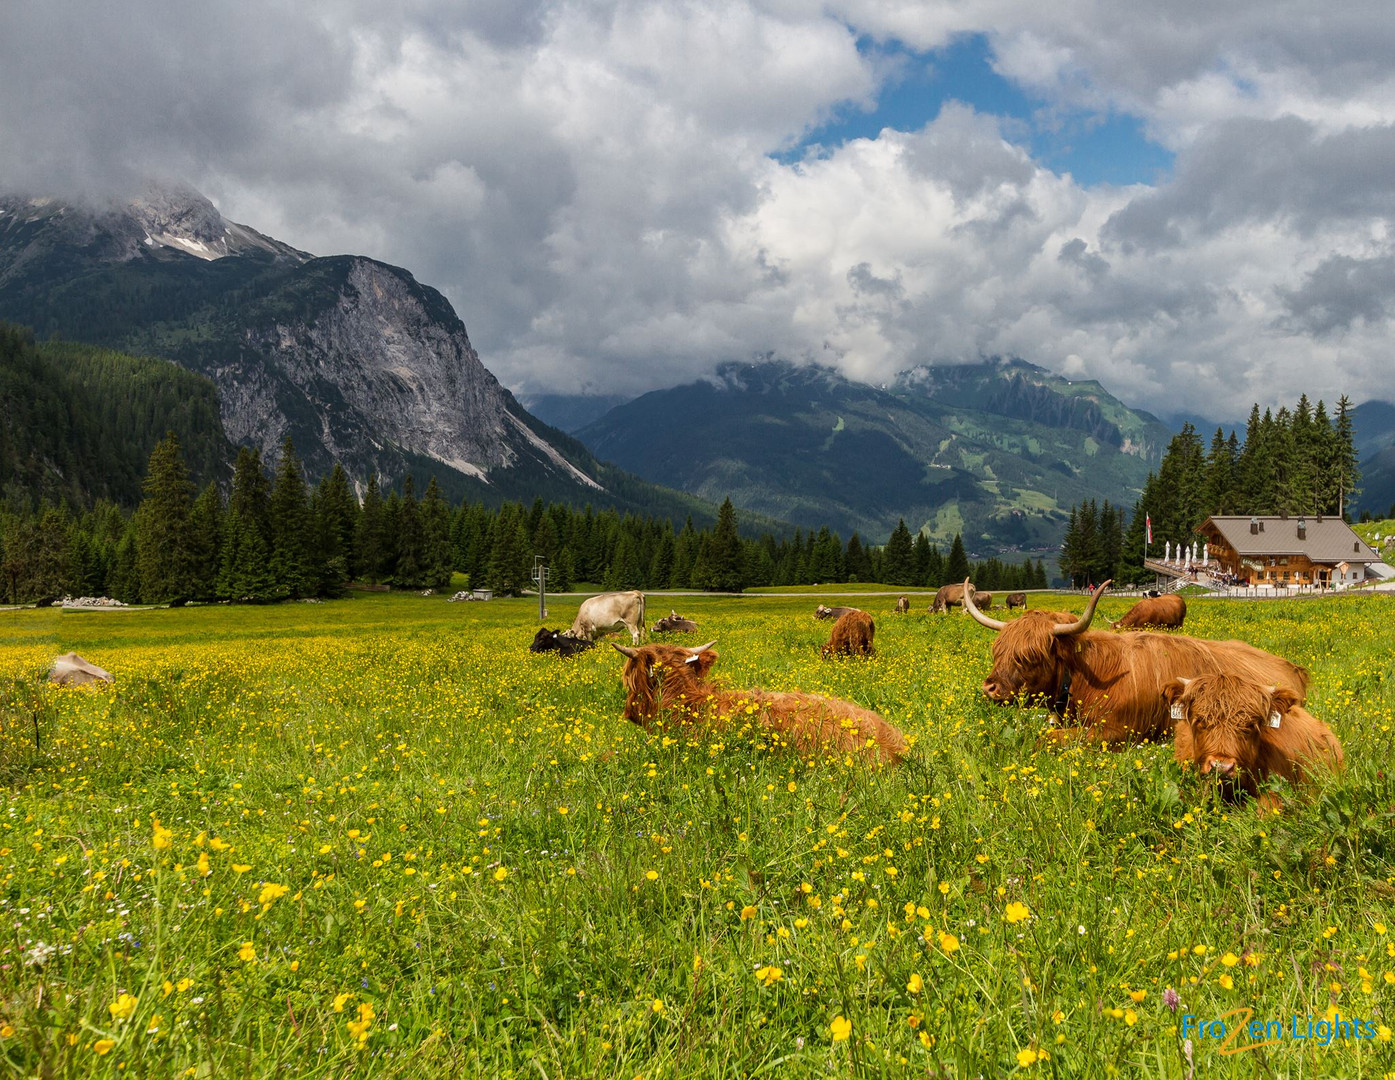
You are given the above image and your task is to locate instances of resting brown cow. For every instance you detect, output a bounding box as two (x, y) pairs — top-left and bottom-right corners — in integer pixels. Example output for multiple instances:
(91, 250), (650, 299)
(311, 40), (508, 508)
(1005, 592), (1027, 610)
(930, 583), (976, 613)
(612, 642), (907, 764)
(821, 609), (875, 659)
(815, 604), (858, 620)
(895, 595), (910, 614)
(1113, 594), (1186, 630)
(974, 592), (993, 610)
(1164, 674), (1343, 811)
(964, 580), (1309, 746)
(652, 610), (699, 633)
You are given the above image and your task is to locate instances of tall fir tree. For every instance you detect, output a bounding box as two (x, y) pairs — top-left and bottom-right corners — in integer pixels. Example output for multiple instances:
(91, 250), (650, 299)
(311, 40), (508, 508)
(882, 519), (915, 586)
(945, 533), (970, 585)
(134, 432), (197, 603)
(355, 475), (389, 583)
(268, 437), (316, 599)
(419, 477), (454, 589)
(701, 498), (745, 592)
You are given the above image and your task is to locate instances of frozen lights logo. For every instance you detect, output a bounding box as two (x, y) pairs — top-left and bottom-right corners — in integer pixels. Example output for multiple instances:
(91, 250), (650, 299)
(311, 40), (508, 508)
(1183, 1010), (1381, 1053)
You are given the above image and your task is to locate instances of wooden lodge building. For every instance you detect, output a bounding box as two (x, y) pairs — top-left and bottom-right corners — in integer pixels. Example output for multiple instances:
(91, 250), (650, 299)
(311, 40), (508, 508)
(1197, 515), (1383, 587)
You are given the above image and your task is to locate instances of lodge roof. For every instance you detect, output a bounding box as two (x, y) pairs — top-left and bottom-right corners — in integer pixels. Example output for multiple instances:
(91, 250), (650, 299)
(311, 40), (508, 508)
(1200, 516), (1379, 564)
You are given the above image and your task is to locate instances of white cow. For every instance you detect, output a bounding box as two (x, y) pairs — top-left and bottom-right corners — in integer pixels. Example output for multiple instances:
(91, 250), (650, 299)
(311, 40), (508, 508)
(49, 652), (114, 687)
(569, 591), (646, 645)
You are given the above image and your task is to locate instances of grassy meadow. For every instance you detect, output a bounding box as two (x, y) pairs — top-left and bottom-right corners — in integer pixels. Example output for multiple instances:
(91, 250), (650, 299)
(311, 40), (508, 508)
(0, 590), (1393, 1077)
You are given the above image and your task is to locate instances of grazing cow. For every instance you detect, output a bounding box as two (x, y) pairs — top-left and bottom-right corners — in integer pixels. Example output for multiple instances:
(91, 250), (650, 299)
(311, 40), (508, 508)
(1113, 594), (1186, 630)
(612, 642), (907, 764)
(652, 610), (699, 634)
(570, 590), (646, 645)
(48, 652), (114, 687)
(974, 592), (993, 610)
(1005, 592), (1027, 610)
(963, 580), (1308, 746)
(530, 628), (596, 657)
(930, 583), (976, 613)
(895, 596), (910, 614)
(814, 604), (859, 620)
(821, 609), (875, 659)
(1164, 674), (1343, 811)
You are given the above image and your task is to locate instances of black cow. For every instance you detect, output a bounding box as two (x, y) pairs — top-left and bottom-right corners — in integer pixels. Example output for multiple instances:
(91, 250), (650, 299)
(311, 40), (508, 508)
(530, 628), (596, 657)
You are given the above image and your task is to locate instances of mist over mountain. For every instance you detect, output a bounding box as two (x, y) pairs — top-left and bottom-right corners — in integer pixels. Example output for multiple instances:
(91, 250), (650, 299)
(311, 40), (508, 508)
(576, 358), (1174, 551)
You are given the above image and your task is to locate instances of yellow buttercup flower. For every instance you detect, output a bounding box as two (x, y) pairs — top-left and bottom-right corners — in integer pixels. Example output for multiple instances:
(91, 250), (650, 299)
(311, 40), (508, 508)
(830, 1016), (851, 1042)
(109, 993), (138, 1021)
(1004, 902), (1031, 924)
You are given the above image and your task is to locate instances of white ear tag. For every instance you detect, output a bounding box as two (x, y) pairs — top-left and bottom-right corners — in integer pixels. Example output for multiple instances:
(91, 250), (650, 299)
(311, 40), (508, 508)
(1269, 710), (1282, 728)
(1170, 703), (1185, 720)
(684, 654), (701, 665)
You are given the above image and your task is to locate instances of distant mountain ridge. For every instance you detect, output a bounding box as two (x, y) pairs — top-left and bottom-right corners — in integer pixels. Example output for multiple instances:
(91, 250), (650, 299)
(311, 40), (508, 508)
(0, 185), (735, 526)
(577, 358), (1174, 551)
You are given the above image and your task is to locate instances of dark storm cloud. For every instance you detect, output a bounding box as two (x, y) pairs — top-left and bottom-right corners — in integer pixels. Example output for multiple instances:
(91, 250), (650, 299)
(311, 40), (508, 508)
(3, 0), (1395, 414)
(1103, 118), (1395, 252)
(1278, 252), (1395, 335)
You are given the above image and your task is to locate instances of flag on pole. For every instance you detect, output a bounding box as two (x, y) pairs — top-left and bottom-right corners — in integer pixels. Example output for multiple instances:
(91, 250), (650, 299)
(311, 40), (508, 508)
(1145, 514), (1152, 544)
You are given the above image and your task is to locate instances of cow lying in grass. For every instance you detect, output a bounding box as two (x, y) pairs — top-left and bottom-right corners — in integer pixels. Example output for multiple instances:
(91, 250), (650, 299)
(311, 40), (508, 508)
(965, 580), (1309, 746)
(612, 642), (907, 764)
(1112, 594), (1186, 630)
(821, 609), (875, 658)
(530, 628), (595, 657)
(1163, 673), (1344, 811)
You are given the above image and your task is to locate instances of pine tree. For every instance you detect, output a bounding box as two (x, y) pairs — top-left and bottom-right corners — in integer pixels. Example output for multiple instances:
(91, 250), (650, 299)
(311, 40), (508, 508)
(1334, 395), (1361, 517)
(268, 437), (316, 599)
(420, 477), (454, 590)
(487, 503), (530, 596)
(356, 476), (388, 583)
(312, 465), (358, 596)
(134, 432), (197, 603)
(702, 498), (744, 592)
(188, 483), (224, 600)
(882, 519), (915, 586)
(945, 533), (970, 585)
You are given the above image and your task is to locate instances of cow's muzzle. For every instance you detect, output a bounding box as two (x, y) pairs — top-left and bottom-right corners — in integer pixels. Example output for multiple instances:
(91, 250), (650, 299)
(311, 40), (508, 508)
(1201, 757), (1237, 777)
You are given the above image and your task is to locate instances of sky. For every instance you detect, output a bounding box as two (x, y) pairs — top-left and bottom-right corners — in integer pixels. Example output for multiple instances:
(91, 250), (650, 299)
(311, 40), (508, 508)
(4, 1), (1395, 418)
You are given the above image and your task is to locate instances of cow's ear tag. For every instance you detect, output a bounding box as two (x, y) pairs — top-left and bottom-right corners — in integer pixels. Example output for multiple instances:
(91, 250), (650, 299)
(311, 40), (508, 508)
(1170, 703), (1185, 721)
(1269, 710), (1282, 728)
(684, 654), (701, 665)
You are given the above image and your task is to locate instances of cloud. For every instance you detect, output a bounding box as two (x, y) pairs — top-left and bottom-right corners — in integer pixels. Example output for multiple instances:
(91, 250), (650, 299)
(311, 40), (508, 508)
(3, 0), (1395, 417)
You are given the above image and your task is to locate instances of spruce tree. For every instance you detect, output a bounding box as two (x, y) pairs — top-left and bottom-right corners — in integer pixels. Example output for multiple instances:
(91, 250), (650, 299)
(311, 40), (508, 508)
(269, 437), (316, 599)
(356, 476), (388, 583)
(704, 498), (745, 592)
(134, 432), (197, 603)
(1334, 395), (1361, 517)
(945, 533), (970, 585)
(188, 483), (224, 600)
(420, 477), (454, 590)
(882, 519), (915, 586)
(313, 465), (358, 596)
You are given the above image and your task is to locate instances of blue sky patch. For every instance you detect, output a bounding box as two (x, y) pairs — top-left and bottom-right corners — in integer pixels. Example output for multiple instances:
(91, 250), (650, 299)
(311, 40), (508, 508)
(775, 33), (1173, 188)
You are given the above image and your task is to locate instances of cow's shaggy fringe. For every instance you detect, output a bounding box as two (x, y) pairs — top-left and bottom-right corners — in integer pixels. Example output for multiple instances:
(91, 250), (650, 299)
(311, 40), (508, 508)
(616, 643), (907, 764)
(1165, 673), (1343, 808)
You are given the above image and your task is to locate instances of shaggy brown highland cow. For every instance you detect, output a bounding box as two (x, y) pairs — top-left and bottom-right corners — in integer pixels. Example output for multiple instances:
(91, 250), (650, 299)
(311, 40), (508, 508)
(821, 609), (875, 659)
(612, 642), (907, 764)
(1164, 673), (1344, 811)
(964, 580), (1309, 746)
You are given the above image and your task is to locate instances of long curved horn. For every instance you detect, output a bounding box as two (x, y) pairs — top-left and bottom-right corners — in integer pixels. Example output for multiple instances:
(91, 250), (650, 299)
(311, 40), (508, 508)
(611, 642), (640, 658)
(1051, 579), (1112, 637)
(963, 578), (1007, 631)
(686, 640), (717, 654)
